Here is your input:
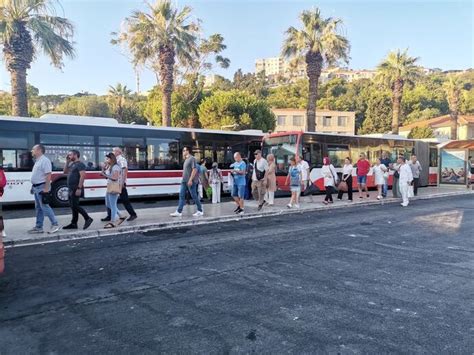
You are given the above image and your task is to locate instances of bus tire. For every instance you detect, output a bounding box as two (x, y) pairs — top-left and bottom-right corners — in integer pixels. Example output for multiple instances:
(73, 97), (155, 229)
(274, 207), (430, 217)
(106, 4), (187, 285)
(51, 180), (70, 207)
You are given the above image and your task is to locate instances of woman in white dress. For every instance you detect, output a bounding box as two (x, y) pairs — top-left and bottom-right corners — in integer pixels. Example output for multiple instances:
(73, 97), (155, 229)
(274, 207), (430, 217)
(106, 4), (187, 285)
(373, 158), (387, 200)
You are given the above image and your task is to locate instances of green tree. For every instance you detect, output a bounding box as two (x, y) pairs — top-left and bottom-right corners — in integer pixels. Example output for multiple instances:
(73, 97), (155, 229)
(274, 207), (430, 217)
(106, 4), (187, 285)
(266, 79), (308, 109)
(0, 92), (12, 115)
(443, 74), (463, 140)
(408, 126), (434, 139)
(376, 49), (421, 134)
(108, 83), (132, 122)
(460, 89), (474, 114)
(359, 90), (392, 134)
(0, 0), (74, 117)
(197, 90), (275, 131)
(282, 8), (350, 132)
(112, 0), (199, 127)
(233, 69), (268, 98)
(55, 96), (110, 117)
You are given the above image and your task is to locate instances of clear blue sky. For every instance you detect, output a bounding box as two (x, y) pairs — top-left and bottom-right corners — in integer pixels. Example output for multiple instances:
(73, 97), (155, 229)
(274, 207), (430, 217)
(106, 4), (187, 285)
(0, 0), (472, 95)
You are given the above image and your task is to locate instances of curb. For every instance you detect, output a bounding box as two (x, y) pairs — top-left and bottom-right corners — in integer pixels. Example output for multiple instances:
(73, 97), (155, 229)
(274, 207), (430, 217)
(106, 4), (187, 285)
(5, 190), (472, 248)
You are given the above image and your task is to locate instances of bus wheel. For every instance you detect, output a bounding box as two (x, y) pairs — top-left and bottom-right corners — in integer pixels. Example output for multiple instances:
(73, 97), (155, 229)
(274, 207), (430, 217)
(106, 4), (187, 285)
(51, 180), (70, 207)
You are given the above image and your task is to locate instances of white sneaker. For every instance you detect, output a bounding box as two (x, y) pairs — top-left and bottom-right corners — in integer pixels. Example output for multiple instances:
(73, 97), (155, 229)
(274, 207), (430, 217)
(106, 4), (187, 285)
(48, 225), (60, 234)
(28, 227), (44, 234)
(193, 211), (204, 217)
(401, 203), (408, 207)
(377, 195), (382, 200)
(170, 211), (182, 217)
(294, 204), (300, 208)
(287, 203), (292, 209)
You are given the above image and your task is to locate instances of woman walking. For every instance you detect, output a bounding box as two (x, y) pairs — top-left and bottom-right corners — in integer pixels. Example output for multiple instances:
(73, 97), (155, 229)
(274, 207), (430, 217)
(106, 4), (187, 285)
(373, 158), (388, 200)
(208, 162), (223, 204)
(102, 153), (125, 229)
(337, 157), (353, 201)
(321, 157), (338, 204)
(391, 158), (401, 198)
(265, 154), (277, 206)
(285, 157), (302, 208)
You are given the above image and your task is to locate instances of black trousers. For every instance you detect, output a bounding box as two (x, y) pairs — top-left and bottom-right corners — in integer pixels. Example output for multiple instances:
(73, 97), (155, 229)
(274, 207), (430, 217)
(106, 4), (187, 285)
(337, 174), (353, 201)
(69, 191), (90, 225)
(107, 184), (137, 217)
(413, 178), (419, 196)
(324, 186), (334, 202)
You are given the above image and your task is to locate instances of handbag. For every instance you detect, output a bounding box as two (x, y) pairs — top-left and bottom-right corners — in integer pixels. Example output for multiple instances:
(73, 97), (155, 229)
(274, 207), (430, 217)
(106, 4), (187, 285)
(40, 191), (53, 205)
(107, 180), (122, 194)
(302, 182), (318, 196)
(338, 181), (348, 192)
(408, 184), (414, 198)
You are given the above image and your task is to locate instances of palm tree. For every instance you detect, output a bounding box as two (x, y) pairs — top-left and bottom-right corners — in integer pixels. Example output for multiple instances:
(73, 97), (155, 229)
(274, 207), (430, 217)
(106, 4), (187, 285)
(108, 83), (132, 122)
(0, 0), (74, 117)
(376, 49), (420, 134)
(113, 0), (199, 126)
(443, 74), (463, 140)
(282, 8), (350, 132)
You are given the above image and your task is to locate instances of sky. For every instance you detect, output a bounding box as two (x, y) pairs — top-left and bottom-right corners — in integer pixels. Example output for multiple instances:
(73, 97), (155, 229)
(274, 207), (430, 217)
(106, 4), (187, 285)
(0, 0), (472, 95)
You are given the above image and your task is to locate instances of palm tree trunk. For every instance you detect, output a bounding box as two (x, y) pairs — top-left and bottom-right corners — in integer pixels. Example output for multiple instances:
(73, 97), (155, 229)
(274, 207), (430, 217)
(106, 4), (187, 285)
(450, 113), (458, 140)
(391, 79), (404, 135)
(305, 51), (323, 132)
(10, 67), (29, 117)
(159, 46), (175, 127)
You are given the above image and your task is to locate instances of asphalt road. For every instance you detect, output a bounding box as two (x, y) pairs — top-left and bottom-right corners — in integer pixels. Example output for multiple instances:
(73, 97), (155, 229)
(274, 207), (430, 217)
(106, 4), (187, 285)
(1, 195), (473, 353)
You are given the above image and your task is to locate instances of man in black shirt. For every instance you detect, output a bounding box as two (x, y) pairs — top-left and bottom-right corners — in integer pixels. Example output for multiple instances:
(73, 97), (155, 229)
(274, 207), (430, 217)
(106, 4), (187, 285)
(63, 150), (93, 230)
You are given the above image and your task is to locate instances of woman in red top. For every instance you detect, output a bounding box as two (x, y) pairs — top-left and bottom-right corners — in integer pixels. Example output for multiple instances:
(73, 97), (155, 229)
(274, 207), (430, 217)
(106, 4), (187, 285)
(356, 153), (371, 199)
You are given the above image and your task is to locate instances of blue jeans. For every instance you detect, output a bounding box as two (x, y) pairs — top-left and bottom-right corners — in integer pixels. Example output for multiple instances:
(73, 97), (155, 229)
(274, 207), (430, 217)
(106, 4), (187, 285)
(32, 185), (58, 229)
(105, 192), (121, 222)
(177, 182), (202, 213)
(382, 181), (388, 197)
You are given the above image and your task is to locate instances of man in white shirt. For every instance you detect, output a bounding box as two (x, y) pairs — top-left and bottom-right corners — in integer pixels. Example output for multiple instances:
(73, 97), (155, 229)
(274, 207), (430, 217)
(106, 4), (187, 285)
(297, 156), (313, 202)
(398, 157), (414, 207)
(408, 154), (422, 196)
(102, 147), (137, 222)
(251, 150), (268, 211)
(28, 144), (60, 234)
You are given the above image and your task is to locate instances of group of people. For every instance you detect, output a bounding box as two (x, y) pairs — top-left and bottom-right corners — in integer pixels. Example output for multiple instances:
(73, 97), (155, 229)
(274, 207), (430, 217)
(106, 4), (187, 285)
(6, 144), (427, 234)
(27, 144), (138, 233)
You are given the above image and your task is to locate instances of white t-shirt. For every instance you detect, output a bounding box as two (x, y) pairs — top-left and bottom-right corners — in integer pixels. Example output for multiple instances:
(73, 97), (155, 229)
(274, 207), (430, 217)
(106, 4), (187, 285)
(342, 164), (353, 176)
(298, 160), (310, 181)
(252, 158), (268, 181)
(116, 155), (128, 182)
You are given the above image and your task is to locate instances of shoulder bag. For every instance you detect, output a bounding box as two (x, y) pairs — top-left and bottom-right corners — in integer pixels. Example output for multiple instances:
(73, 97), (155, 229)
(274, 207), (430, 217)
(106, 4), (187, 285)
(106, 165), (122, 194)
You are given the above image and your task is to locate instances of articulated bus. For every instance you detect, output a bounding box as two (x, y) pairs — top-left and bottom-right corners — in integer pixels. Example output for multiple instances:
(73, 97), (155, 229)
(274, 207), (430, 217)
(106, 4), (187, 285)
(0, 114), (263, 206)
(262, 131), (439, 192)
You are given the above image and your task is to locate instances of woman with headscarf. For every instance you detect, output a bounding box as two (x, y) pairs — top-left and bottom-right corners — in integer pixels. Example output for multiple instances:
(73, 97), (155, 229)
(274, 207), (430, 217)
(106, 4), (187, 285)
(208, 162), (223, 204)
(321, 157), (338, 205)
(264, 154), (277, 206)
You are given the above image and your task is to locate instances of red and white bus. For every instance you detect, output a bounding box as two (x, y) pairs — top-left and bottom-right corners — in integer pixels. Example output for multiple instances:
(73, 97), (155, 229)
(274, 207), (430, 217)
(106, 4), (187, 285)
(0, 114), (263, 207)
(262, 131), (439, 192)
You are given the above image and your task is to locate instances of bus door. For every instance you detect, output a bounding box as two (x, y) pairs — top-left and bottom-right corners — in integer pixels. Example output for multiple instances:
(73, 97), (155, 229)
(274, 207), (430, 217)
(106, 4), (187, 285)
(414, 141), (430, 186)
(247, 140), (262, 164)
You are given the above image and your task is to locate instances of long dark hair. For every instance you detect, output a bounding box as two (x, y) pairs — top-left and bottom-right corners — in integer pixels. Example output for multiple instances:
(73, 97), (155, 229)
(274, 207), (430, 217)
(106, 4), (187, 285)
(106, 153), (117, 166)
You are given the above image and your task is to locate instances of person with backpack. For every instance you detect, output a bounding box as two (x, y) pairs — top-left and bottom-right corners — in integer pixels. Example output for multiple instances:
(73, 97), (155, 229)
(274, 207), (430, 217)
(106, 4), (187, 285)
(321, 157), (338, 205)
(285, 157), (302, 208)
(170, 146), (203, 217)
(251, 150), (268, 211)
(208, 162), (223, 204)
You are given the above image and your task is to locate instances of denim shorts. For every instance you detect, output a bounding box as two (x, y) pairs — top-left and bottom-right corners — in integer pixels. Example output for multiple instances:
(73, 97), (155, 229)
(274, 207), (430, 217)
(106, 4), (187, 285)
(357, 175), (367, 184)
(290, 185), (301, 193)
(232, 184), (246, 198)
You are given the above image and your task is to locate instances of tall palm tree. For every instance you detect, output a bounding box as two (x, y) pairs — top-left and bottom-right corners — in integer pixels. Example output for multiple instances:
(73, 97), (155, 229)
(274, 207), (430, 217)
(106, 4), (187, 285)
(113, 0), (199, 126)
(108, 83), (132, 122)
(376, 49), (420, 134)
(0, 0), (74, 117)
(282, 8), (350, 132)
(443, 74), (463, 140)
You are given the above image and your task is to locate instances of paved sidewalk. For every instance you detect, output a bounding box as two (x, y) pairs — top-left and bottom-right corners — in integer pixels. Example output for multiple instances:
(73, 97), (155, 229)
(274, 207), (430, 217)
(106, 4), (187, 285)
(3, 186), (472, 247)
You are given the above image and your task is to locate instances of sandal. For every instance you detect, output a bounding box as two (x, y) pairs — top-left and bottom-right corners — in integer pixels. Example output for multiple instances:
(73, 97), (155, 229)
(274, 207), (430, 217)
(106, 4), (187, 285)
(104, 223), (115, 229)
(116, 217), (126, 226)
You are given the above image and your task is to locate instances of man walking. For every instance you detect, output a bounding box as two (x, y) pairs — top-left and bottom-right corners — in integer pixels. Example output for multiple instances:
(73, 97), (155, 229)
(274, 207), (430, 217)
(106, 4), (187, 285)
(297, 155), (313, 202)
(251, 150), (268, 211)
(170, 146), (203, 217)
(62, 150), (93, 230)
(356, 153), (371, 199)
(28, 144), (60, 234)
(101, 147), (137, 222)
(231, 152), (247, 215)
(380, 152), (391, 198)
(398, 157), (414, 207)
(409, 154), (422, 196)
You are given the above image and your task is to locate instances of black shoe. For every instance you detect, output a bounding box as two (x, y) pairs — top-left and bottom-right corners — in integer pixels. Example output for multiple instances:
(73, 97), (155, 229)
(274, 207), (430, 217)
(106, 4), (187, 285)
(257, 204), (263, 211)
(101, 216), (111, 222)
(63, 224), (78, 230)
(234, 206), (240, 213)
(83, 218), (93, 230)
(127, 215), (137, 222)
(234, 207), (242, 214)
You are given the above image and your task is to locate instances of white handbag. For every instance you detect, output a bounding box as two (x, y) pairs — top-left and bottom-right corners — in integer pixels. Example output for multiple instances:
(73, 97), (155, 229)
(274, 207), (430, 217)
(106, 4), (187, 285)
(408, 185), (414, 198)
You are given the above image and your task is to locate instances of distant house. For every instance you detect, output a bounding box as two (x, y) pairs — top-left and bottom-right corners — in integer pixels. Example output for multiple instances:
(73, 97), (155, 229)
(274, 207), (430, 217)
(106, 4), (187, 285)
(399, 115), (474, 140)
(272, 108), (355, 135)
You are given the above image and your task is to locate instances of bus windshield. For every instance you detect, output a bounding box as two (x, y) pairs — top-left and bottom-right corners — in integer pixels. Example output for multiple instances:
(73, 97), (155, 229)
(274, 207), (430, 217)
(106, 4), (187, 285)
(262, 134), (299, 174)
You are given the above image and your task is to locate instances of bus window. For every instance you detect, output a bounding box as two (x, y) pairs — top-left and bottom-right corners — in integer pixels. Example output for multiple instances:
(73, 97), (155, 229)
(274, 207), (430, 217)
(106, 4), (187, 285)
(327, 145), (349, 168)
(262, 134), (298, 174)
(99, 136), (123, 147)
(147, 139), (179, 170)
(47, 146), (97, 171)
(429, 148), (438, 167)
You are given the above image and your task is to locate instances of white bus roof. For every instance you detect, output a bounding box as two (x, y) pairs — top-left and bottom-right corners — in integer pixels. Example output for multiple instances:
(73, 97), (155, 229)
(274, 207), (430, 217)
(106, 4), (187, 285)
(0, 114), (264, 137)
